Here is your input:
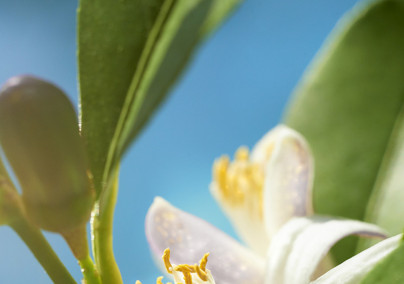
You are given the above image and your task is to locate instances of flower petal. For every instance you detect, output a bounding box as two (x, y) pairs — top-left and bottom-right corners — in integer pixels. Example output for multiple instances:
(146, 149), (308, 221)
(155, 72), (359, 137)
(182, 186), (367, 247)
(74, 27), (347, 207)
(210, 125), (313, 256)
(265, 216), (387, 284)
(210, 181), (269, 256)
(260, 125), (314, 239)
(312, 234), (401, 284)
(145, 197), (265, 284)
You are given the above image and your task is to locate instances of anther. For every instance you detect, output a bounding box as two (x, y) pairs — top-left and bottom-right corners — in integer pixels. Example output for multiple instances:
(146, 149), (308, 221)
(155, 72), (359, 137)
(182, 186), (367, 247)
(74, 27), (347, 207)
(199, 253), (209, 272)
(195, 264), (208, 281)
(163, 248), (173, 274)
(235, 146), (249, 161)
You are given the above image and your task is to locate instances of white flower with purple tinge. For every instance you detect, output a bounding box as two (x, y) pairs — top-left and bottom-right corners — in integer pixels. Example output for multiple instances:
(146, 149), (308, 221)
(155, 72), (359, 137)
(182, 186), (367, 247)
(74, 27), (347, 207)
(145, 125), (397, 284)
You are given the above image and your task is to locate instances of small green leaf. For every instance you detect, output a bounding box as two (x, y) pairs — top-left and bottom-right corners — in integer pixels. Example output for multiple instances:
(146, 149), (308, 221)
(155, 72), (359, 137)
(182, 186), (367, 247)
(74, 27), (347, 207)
(78, 0), (241, 196)
(284, 0), (404, 262)
(361, 240), (404, 284)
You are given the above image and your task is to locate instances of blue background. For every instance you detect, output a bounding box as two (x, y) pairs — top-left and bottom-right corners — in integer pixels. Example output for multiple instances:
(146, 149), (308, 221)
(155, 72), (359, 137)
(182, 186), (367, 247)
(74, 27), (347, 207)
(0, 0), (360, 282)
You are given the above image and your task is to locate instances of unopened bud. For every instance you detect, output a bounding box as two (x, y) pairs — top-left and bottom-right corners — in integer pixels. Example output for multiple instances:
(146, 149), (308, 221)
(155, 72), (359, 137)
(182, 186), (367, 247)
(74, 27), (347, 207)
(0, 75), (95, 233)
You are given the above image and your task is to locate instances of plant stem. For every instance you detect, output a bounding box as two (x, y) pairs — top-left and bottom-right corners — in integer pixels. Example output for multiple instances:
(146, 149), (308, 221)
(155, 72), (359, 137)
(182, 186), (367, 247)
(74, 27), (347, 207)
(62, 225), (101, 284)
(91, 171), (122, 284)
(78, 254), (101, 284)
(10, 217), (76, 284)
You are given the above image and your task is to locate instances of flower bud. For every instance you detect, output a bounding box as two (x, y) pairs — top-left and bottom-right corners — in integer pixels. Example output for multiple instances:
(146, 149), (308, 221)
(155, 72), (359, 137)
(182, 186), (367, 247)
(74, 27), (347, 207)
(0, 75), (95, 233)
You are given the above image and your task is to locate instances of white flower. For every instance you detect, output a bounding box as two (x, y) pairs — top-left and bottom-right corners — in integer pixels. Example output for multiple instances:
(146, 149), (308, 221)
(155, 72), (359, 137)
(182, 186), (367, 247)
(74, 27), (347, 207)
(265, 216), (394, 284)
(145, 125), (393, 284)
(210, 125), (314, 256)
(146, 196), (264, 283)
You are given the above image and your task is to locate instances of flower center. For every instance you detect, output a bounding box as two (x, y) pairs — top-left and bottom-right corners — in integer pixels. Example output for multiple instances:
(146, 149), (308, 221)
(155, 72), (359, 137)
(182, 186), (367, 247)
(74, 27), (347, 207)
(213, 146), (267, 218)
(162, 248), (210, 284)
(136, 249), (213, 284)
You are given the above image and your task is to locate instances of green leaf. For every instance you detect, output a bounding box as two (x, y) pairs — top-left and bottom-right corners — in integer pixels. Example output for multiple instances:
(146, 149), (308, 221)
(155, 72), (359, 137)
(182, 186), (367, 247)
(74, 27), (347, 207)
(78, 0), (166, 195)
(78, 0), (241, 196)
(284, 0), (404, 263)
(361, 239), (404, 284)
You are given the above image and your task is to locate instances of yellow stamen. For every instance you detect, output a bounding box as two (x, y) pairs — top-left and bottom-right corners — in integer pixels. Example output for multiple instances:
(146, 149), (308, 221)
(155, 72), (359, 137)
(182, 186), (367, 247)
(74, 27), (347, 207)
(183, 271), (192, 284)
(199, 253), (209, 272)
(161, 248), (211, 283)
(174, 265), (194, 284)
(136, 281), (142, 284)
(213, 146), (265, 218)
(235, 146), (249, 161)
(163, 248), (173, 273)
(213, 155), (229, 196)
(174, 264), (195, 273)
(195, 264), (208, 281)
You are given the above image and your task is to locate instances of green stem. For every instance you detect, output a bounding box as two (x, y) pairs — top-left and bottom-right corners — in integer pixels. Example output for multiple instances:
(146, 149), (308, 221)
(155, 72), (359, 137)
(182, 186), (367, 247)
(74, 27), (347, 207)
(91, 171), (122, 284)
(78, 255), (101, 284)
(61, 225), (101, 284)
(10, 217), (76, 284)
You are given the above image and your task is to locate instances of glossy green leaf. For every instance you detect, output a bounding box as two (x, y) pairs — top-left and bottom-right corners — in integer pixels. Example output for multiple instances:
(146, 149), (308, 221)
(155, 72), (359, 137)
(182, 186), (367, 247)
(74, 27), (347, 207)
(284, 0), (404, 263)
(78, 0), (166, 195)
(78, 0), (241, 196)
(361, 239), (404, 284)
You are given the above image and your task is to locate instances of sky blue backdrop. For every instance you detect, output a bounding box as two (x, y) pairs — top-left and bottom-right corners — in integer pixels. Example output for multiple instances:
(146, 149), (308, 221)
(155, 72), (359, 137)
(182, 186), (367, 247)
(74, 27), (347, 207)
(0, 0), (360, 282)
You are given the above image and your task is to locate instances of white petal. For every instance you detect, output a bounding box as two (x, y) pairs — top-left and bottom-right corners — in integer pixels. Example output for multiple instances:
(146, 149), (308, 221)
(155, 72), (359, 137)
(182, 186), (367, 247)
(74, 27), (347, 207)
(261, 125), (314, 239)
(312, 234), (401, 284)
(265, 216), (387, 284)
(145, 197), (265, 284)
(251, 125), (294, 163)
(265, 217), (314, 284)
(210, 182), (269, 256)
(210, 125), (313, 256)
